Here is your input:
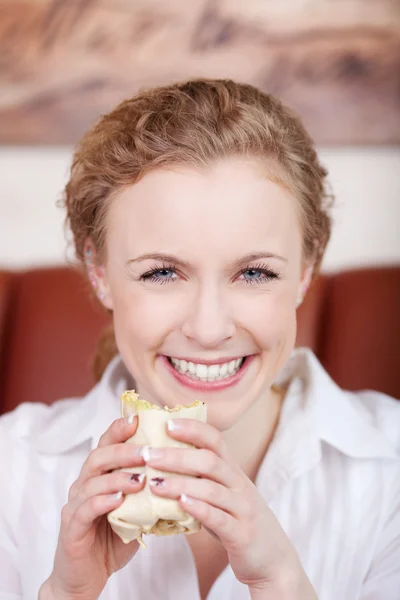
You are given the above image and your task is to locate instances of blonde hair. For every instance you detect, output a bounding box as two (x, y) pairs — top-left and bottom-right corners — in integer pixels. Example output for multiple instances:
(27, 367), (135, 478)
(63, 78), (334, 379)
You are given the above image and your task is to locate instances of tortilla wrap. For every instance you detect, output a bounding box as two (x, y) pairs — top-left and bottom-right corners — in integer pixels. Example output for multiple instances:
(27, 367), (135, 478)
(107, 391), (207, 548)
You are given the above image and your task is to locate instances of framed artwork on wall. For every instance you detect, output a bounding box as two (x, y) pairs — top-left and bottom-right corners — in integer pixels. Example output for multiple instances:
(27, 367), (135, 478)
(0, 0), (399, 145)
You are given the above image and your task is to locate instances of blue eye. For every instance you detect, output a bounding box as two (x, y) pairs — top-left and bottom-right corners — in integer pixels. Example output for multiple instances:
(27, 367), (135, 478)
(141, 265), (177, 284)
(140, 263), (280, 285)
(240, 266), (280, 285)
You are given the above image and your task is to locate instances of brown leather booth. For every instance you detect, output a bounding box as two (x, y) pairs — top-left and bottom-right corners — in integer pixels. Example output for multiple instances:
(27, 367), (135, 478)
(0, 265), (399, 415)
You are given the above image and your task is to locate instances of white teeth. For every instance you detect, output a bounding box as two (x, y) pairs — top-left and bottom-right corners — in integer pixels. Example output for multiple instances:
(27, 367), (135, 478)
(187, 362), (196, 375)
(219, 363), (228, 377)
(195, 364), (208, 378)
(208, 365), (220, 378)
(169, 357), (245, 381)
(227, 360), (236, 374)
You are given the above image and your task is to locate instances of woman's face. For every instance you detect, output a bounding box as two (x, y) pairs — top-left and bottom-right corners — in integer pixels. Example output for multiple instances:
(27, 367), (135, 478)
(100, 157), (309, 430)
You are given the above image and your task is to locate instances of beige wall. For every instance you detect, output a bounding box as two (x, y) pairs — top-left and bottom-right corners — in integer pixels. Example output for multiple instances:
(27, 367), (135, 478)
(0, 146), (399, 272)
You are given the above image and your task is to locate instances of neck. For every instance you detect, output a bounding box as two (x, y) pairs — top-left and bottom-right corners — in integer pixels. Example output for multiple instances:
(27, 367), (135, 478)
(222, 385), (284, 483)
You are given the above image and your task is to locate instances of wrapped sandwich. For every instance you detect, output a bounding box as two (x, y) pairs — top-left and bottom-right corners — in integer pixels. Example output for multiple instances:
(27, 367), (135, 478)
(107, 391), (207, 548)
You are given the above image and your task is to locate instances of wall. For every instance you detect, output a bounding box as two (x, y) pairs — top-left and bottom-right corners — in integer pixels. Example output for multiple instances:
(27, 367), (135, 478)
(0, 146), (399, 272)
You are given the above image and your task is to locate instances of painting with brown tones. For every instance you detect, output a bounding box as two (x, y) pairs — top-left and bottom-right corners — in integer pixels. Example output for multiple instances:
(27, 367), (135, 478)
(0, 0), (399, 145)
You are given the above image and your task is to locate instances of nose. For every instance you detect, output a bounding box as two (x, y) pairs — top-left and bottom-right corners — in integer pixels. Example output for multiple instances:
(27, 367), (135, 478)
(181, 284), (236, 348)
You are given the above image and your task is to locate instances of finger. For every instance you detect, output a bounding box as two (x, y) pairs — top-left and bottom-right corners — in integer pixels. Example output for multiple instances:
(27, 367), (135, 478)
(97, 416), (138, 448)
(143, 447), (238, 487)
(78, 442), (144, 485)
(178, 495), (237, 548)
(149, 475), (245, 519)
(70, 470), (146, 511)
(66, 492), (126, 543)
(166, 419), (234, 464)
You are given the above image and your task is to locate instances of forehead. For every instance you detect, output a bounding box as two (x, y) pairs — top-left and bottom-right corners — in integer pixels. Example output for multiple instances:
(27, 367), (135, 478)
(106, 158), (302, 260)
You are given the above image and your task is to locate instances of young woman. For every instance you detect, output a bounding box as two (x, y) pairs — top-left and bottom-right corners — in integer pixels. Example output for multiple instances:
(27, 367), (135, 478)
(0, 79), (399, 600)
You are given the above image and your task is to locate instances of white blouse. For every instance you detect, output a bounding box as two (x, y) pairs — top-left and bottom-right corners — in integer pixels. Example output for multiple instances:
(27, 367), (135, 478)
(0, 348), (399, 600)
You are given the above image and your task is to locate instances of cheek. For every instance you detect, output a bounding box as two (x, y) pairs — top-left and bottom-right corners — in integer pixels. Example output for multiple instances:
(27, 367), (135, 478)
(240, 289), (297, 346)
(110, 287), (181, 351)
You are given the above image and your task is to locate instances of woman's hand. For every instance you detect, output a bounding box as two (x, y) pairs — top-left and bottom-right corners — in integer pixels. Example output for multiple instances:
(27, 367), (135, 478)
(40, 416), (146, 600)
(145, 418), (316, 597)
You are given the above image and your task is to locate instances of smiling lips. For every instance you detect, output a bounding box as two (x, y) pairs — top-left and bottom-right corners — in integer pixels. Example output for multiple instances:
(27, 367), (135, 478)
(170, 356), (244, 381)
(162, 355), (252, 391)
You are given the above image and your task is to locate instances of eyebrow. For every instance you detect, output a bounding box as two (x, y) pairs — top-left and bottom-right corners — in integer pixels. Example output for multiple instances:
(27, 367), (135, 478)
(234, 252), (288, 266)
(127, 253), (191, 269)
(127, 251), (288, 269)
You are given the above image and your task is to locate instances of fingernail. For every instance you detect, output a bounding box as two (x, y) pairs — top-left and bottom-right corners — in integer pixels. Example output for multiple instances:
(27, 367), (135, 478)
(149, 477), (165, 487)
(140, 446), (162, 462)
(167, 419), (184, 431)
(114, 491), (123, 500)
(140, 446), (151, 462)
(180, 493), (194, 505)
(130, 473), (145, 483)
(125, 415), (135, 425)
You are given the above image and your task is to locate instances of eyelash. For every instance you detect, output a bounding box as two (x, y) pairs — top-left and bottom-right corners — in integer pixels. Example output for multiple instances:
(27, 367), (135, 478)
(238, 263), (281, 285)
(141, 263), (177, 285)
(140, 262), (281, 285)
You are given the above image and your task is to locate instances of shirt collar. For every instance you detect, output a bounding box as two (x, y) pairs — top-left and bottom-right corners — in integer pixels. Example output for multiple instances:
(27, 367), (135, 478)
(255, 348), (398, 501)
(274, 347), (398, 460)
(32, 348), (398, 461)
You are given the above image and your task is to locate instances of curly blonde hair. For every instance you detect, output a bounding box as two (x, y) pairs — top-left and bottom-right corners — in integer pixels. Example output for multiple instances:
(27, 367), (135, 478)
(62, 78), (334, 379)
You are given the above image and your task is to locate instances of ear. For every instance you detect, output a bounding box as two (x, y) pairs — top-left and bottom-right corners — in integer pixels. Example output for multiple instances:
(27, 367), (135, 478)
(83, 240), (113, 310)
(296, 263), (314, 309)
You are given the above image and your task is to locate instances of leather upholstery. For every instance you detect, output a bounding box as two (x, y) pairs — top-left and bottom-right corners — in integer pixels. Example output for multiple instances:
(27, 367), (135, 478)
(319, 267), (400, 397)
(1, 268), (109, 414)
(0, 265), (399, 414)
